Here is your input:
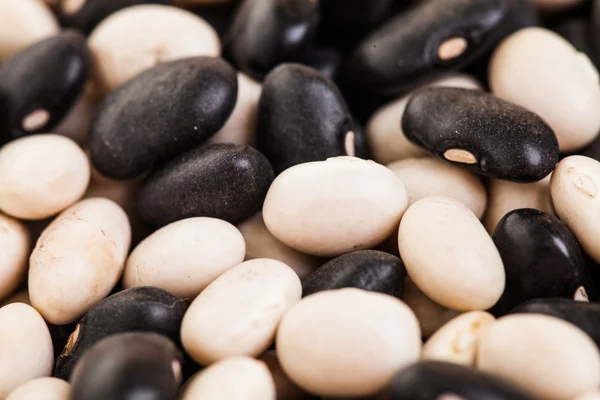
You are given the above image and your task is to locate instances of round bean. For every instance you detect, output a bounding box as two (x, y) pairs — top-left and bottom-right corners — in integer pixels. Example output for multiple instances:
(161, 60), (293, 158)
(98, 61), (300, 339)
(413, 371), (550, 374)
(0, 215), (30, 300)
(6, 378), (70, 400)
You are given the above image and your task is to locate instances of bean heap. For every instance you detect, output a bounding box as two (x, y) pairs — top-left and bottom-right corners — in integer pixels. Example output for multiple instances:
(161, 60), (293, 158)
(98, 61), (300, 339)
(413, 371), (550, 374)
(4, 0), (600, 399)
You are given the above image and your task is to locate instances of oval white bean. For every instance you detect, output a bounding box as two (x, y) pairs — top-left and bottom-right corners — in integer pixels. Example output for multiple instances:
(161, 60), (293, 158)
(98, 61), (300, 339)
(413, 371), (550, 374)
(6, 377), (70, 400)
(0, 215), (30, 301)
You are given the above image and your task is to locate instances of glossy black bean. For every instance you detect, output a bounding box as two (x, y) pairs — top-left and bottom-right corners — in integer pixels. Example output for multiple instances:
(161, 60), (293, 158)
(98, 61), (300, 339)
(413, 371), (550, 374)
(0, 30), (90, 143)
(385, 361), (535, 400)
(58, 0), (171, 33)
(88, 57), (237, 180)
(347, 0), (534, 95)
(55, 287), (187, 380)
(256, 63), (362, 174)
(491, 209), (595, 315)
(302, 250), (405, 298)
(136, 143), (274, 227)
(510, 298), (600, 348)
(223, 0), (320, 80)
(69, 332), (182, 400)
(402, 87), (559, 182)
(300, 48), (343, 82)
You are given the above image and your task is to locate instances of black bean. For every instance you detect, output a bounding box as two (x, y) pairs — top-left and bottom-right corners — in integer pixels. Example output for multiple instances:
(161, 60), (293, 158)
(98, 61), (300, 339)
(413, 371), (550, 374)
(402, 87), (559, 182)
(55, 287), (187, 380)
(88, 57), (238, 180)
(0, 30), (90, 143)
(302, 250), (405, 298)
(69, 332), (182, 400)
(385, 361), (536, 400)
(256, 63), (362, 174)
(223, 0), (320, 81)
(491, 209), (595, 315)
(136, 143), (274, 227)
(300, 48), (344, 82)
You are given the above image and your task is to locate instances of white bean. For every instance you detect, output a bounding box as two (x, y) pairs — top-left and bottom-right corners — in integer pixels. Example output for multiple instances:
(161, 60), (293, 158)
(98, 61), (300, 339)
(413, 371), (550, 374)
(0, 215), (30, 301)
(6, 377), (70, 400)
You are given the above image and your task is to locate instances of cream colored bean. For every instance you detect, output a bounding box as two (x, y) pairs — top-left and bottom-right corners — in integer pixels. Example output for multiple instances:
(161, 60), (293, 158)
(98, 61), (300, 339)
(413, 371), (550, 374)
(367, 74), (481, 165)
(477, 314), (600, 400)
(259, 351), (313, 400)
(181, 357), (275, 400)
(181, 259), (301, 365)
(490, 27), (600, 152)
(388, 157), (487, 219)
(422, 311), (495, 366)
(277, 288), (421, 397)
(209, 73), (262, 146)
(263, 157), (407, 257)
(88, 4), (220, 93)
(398, 197), (505, 311)
(7, 377), (70, 400)
(551, 156), (600, 263)
(0, 215), (30, 301)
(484, 174), (554, 234)
(237, 213), (321, 279)
(573, 392), (600, 400)
(124, 217), (246, 299)
(29, 198), (131, 325)
(0, 135), (90, 220)
(0, 303), (53, 398)
(0, 0), (59, 61)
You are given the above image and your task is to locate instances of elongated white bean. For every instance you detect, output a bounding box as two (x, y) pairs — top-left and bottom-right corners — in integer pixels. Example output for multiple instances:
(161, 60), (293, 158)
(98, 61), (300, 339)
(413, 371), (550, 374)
(0, 215), (30, 301)
(6, 377), (70, 400)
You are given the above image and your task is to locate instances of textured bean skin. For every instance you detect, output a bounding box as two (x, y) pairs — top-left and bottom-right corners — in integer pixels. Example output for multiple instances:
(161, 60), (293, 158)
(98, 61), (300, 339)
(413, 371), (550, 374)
(54, 287), (188, 380)
(0, 30), (90, 142)
(88, 57), (238, 180)
(402, 87), (559, 183)
(136, 143), (274, 227)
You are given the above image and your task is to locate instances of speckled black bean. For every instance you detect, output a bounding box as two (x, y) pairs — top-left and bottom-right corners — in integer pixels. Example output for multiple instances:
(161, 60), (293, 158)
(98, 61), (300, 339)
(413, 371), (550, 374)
(223, 0), (320, 81)
(54, 287), (188, 380)
(402, 87), (559, 182)
(0, 30), (90, 143)
(69, 332), (182, 400)
(347, 0), (535, 95)
(88, 57), (238, 180)
(256, 63), (364, 174)
(300, 48), (343, 82)
(385, 361), (535, 400)
(302, 250), (405, 298)
(136, 143), (274, 227)
(491, 209), (595, 315)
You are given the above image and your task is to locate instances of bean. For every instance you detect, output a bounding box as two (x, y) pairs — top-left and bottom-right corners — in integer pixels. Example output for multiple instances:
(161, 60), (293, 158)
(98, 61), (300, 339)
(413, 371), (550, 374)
(0, 135), (90, 220)
(0, 31), (90, 141)
(6, 377), (70, 400)
(223, 0), (320, 80)
(259, 351), (314, 400)
(385, 361), (536, 400)
(422, 311), (496, 366)
(490, 27), (600, 152)
(575, 393), (600, 400)
(88, 4), (220, 93)
(136, 143), (274, 227)
(181, 258), (301, 365)
(70, 332), (182, 400)
(256, 64), (360, 174)
(388, 157), (487, 219)
(29, 198), (131, 325)
(0, 303), (54, 398)
(492, 208), (594, 315)
(550, 156), (600, 263)
(55, 286), (187, 379)
(477, 314), (600, 400)
(402, 87), (559, 183)
(262, 157), (407, 257)
(301, 250), (405, 298)
(181, 357), (275, 400)
(399, 197), (505, 311)
(277, 288), (421, 397)
(123, 218), (245, 298)
(0, 215), (30, 301)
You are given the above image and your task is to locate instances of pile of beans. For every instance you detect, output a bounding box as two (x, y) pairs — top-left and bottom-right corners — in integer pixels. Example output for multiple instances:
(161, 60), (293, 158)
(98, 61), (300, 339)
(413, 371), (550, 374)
(5, 0), (600, 399)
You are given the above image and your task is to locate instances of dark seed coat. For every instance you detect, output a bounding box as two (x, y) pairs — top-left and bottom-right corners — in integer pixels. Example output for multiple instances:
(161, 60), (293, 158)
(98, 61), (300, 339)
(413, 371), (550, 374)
(0, 30), (90, 143)
(136, 143), (274, 227)
(402, 87), (559, 182)
(302, 250), (405, 298)
(88, 57), (238, 180)
(69, 332), (182, 400)
(54, 287), (187, 380)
